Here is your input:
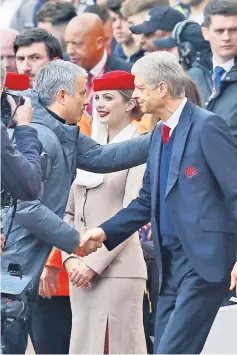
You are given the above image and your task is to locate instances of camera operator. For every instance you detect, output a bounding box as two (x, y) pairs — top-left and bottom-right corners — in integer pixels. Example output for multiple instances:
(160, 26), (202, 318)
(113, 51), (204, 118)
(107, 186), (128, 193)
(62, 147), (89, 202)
(1, 63), (42, 201)
(1, 62), (42, 255)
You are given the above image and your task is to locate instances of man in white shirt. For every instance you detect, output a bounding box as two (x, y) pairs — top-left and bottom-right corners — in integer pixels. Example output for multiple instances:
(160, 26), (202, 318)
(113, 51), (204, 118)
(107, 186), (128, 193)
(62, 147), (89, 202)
(80, 51), (237, 354)
(64, 13), (132, 122)
(188, 0), (237, 138)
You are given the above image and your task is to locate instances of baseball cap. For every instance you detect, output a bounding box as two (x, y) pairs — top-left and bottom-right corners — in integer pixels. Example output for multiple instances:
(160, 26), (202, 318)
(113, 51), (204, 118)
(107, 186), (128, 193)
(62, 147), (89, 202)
(129, 6), (186, 35)
(154, 21), (210, 50)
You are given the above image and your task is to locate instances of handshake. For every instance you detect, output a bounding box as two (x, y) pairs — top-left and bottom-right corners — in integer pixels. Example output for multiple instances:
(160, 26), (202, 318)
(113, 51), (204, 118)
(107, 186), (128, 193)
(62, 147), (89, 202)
(72, 227), (107, 257)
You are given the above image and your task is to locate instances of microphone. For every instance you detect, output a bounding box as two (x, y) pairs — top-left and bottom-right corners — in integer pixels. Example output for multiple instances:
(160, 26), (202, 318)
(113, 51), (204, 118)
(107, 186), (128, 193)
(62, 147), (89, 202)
(5, 72), (30, 91)
(1, 73), (30, 127)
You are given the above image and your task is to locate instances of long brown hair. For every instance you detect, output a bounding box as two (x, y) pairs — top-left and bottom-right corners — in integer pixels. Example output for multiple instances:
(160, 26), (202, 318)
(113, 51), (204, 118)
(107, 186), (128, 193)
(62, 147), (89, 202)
(183, 75), (203, 107)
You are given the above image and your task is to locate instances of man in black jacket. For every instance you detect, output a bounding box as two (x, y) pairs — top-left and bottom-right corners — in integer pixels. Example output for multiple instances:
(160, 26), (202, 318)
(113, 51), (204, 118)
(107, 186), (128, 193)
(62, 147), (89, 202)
(188, 0), (237, 138)
(1, 62), (42, 202)
(0, 62), (42, 255)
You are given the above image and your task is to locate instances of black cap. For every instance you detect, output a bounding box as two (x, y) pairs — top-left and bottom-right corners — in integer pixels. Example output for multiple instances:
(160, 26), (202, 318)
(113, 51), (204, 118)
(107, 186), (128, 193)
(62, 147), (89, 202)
(129, 7), (186, 35)
(154, 21), (210, 51)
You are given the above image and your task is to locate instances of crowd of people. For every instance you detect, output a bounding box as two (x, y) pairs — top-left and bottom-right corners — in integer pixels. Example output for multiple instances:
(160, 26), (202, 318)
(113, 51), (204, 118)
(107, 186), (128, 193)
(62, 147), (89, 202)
(1, 0), (237, 354)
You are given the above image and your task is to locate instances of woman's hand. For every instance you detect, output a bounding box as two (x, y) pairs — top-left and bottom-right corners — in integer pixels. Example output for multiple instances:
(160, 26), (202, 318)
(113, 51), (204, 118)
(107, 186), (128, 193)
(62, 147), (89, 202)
(64, 257), (80, 274)
(69, 262), (96, 288)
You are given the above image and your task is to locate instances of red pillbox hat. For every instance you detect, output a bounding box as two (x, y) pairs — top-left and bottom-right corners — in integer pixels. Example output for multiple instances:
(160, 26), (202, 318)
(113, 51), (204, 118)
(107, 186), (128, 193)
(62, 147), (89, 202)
(93, 70), (135, 92)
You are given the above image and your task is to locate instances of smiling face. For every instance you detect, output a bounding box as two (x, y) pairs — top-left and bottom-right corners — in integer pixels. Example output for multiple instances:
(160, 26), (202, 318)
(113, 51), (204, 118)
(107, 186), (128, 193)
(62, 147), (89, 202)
(95, 89), (134, 125)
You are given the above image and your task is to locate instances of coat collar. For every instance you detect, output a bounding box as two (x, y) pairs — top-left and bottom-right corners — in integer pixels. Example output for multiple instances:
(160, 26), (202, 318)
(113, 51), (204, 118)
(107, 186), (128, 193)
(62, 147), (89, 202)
(23, 89), (79, 150)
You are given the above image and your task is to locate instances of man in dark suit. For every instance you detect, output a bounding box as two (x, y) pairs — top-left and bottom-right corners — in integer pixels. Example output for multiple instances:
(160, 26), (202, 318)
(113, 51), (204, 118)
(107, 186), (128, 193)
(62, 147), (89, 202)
(65, 12), (131, 77)
(80, 51), (237, 354)
(65, 12), (131, 118)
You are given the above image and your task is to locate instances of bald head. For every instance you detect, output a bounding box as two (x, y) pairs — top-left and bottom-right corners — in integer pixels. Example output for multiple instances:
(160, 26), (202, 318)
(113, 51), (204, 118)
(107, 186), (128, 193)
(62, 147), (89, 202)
(65, 13), (106, 70)
(0, 29), (19, 72)
(67, 13), (104, 37)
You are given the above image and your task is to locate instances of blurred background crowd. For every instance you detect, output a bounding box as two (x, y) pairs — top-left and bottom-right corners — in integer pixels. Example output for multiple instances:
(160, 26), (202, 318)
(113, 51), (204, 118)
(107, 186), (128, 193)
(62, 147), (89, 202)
(1, 0), (237, 354)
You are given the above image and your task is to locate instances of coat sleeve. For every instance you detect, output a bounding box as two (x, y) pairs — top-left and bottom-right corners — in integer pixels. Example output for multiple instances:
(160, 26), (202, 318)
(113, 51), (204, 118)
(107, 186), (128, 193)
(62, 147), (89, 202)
(13, 199), (79, 254)
(76, 132), (151, 173)
(1, 123), (42, 201)
(82, 163), (146, 274)
(100, 157), (152, 250)
(201, 115), (237, 222)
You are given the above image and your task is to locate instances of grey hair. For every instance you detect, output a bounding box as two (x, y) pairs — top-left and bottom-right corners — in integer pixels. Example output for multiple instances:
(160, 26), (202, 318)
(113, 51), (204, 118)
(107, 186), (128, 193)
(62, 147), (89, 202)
(33, 59), (87, 107)
(131, 52), (185, 98)
(1, 61), (6, 87)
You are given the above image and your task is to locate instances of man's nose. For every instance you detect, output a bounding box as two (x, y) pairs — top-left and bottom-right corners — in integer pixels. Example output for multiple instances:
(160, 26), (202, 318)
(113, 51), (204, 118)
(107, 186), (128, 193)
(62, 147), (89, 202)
(113, 18), (121, 29)
(22, 60), (31, 73)
(132, 88), (139, 100)
(67, 42), (74, 55)
(222, 29), (231, 41)
(84, 95), (90, 107)
(2, 56), (10, 70)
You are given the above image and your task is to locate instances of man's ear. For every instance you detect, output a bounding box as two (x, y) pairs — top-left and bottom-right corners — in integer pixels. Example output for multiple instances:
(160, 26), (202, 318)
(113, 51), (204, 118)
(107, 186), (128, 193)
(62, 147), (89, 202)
(56, 89), (66, 105)
(202, 26), (209, 41)
(96, 36), (105, 50)
(126, 98), (136, 112)
(158, 81), (168, 98)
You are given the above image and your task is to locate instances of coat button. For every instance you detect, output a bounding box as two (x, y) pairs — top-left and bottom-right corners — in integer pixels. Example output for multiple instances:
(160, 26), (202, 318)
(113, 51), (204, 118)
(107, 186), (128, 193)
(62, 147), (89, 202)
(80, 217), (84, 222)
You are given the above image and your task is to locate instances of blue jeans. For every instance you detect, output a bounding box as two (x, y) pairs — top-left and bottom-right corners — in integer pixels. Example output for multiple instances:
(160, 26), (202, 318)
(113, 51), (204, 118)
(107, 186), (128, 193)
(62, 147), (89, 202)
(1, 318), (28, 354)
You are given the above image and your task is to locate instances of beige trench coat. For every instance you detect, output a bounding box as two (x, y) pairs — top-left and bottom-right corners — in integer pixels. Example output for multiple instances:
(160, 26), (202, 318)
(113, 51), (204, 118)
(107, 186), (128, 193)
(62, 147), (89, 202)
(62, 133), (148, 354)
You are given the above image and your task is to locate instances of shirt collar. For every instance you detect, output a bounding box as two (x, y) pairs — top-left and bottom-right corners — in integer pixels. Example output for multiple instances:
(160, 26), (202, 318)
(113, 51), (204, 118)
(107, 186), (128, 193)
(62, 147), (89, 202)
(164, 98), (187, 134)
(90, 50), (108, 78)
(46, 108), (65, 124)
(213, 57), (235, 73)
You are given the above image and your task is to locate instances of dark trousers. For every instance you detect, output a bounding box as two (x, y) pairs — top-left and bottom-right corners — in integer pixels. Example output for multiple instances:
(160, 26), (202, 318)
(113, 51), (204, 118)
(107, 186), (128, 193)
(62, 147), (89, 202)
(31, 296), (72, 354)
(154, 245), (229, 354)
(1, 290), (38, 355)
(1, 318), (28, 354)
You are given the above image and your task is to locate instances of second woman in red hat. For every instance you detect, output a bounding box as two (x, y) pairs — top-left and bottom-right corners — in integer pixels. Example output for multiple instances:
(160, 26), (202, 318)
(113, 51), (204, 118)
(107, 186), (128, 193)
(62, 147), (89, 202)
(62, 71), (147, 354)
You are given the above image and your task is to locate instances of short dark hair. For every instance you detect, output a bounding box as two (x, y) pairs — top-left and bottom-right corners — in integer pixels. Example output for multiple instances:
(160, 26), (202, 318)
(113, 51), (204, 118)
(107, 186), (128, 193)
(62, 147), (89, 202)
(84, 4), (111, 23)
(13, 28), (63, 60)
(37, 1), (77, 26)
(106, 0), (125, 15)
(204, 0), (237, 27)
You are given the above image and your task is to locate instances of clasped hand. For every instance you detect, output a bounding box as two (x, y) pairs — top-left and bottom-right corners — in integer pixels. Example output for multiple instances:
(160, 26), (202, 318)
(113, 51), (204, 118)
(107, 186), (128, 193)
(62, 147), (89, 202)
(72, 227), (107, 257)
(65, 257), (96, 288)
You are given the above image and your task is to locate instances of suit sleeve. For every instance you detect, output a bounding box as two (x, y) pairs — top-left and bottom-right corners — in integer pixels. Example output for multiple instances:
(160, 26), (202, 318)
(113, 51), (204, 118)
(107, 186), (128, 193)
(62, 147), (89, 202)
(101, 157), (152, 250)
(76, 132), (150, 173)
(201, 115), (237, 223)
(1, 123), (42, 201)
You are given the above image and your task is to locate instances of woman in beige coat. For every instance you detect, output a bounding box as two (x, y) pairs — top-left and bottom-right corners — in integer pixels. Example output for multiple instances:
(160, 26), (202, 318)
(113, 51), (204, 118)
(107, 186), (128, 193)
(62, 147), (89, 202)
(62, 71), (147, 354)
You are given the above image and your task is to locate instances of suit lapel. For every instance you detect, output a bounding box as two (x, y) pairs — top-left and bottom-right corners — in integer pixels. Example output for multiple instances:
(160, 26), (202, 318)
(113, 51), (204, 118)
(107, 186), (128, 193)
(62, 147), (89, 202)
(166, 101), (194, 198)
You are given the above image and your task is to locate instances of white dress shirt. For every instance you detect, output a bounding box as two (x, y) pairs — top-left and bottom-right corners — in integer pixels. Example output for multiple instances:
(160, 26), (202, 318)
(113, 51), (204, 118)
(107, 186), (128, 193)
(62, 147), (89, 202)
(164, 98), (187, 136)
(213, 57), (235, 80)
(90, 50), (108, 78)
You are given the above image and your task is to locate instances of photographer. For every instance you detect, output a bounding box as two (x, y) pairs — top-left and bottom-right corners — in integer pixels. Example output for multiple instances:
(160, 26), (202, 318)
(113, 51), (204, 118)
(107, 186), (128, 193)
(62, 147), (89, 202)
(1, 63), (42, 202)
(1, 63), (42, 255)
